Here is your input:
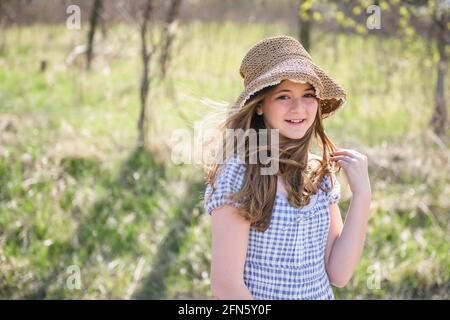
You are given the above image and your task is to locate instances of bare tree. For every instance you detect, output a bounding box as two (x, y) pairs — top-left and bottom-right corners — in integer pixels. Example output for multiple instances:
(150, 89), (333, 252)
(430, 4), (449, 137)
(298, 0), (311, 51)
(0, 0), (18, 55)
(159, 0), (182, 79)
(114, 0), (159, 150)
(137, 0), (158, 150)
(86, 0), (103, 70)
(0, 1), (8, 56)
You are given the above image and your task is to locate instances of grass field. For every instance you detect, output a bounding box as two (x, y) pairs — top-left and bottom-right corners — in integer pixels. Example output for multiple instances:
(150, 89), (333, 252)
(0, 21), (449, 299)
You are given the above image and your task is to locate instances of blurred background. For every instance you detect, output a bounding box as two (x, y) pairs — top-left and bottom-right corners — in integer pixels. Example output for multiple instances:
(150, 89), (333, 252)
(0, 0), (449, 299)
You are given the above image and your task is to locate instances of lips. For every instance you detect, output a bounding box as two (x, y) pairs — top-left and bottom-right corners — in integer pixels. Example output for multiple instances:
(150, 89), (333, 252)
(285, 119), (305, 125)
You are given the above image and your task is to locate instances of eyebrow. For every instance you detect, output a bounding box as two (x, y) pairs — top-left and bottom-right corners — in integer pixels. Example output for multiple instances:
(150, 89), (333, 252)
(275, 85), (315, 94)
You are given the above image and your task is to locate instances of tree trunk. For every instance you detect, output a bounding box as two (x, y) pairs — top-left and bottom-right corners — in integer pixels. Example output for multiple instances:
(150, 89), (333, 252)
(159, 0), (182, 79)
(430, 9), (448, 138)
(86, 0), (102, 70)
(297, 1), (311, 52)
(137, 0), (153, 150)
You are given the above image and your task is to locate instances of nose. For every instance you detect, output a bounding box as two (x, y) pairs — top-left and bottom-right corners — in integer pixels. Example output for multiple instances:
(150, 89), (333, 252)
(289, 97), (308, 113)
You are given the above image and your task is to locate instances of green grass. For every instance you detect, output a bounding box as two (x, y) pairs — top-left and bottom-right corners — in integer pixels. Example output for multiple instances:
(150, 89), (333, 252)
(0, 21), (448, 299)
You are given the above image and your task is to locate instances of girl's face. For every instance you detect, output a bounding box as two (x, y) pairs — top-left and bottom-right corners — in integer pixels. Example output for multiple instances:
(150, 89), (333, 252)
(256, 80), (319, 140)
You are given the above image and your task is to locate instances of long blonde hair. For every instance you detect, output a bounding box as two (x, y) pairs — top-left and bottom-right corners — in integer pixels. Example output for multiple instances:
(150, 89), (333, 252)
(204, 83), (339, 232)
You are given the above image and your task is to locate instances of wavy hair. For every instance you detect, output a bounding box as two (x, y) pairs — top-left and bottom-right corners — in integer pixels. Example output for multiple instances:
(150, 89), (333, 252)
(204, 83), (340, 232)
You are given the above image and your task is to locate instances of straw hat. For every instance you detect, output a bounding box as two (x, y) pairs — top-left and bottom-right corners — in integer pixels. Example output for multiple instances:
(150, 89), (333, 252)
(230, 35), (347, 118)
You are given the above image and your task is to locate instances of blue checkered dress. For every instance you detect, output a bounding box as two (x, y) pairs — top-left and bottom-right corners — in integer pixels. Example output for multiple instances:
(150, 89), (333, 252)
(204, 154), (341, 300)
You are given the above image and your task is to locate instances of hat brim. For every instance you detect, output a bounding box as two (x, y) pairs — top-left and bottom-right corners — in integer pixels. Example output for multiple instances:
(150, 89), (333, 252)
(230, 58), (346, 119)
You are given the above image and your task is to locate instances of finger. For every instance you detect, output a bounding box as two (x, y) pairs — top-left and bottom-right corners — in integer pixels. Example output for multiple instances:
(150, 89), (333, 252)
(332, 149), (360, 158)
(334, 159), (350, 169)
(332, 149), (356, 156)
(331, 155), (353, 162)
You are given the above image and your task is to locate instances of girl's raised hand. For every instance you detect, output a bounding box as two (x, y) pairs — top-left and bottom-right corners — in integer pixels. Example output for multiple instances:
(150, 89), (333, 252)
(331, 148), (371, 197)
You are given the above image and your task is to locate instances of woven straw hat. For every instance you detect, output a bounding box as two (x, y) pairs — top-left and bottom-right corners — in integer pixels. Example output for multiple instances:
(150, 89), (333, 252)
(230, 35), (347, 118)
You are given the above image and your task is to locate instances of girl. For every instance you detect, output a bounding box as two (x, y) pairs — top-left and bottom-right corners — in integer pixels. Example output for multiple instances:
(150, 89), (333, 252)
(203, 36), (371, 300)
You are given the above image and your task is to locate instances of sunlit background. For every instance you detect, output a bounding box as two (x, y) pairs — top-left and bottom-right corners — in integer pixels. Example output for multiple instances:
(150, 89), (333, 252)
(0, 0), (449, 299)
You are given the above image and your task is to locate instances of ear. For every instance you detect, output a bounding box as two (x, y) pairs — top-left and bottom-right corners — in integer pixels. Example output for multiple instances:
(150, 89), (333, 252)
(256, 104), (263, 115)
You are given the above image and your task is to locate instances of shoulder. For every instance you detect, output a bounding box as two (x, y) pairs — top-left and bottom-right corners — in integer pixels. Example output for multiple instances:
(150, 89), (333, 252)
(217, 154), (246, 180)
(203, 154), (246, 215)
(209, 153), (246, 192)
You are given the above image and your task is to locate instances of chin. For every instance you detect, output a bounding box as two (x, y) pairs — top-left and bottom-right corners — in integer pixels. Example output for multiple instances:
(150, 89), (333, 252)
(281, 130), (306, 140)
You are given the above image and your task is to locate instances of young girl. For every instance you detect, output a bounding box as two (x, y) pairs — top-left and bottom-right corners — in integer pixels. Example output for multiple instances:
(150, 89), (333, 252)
(203, 36), (371, 300)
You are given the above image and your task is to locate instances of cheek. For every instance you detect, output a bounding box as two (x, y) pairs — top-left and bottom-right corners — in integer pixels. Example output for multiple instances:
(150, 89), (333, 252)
(262, 103), (286, 123)
(306, 99), (319, 116)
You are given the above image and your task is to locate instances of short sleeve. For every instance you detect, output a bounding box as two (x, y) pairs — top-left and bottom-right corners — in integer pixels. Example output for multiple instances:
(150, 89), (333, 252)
(323, 173), (341, 205)
(203, 155), (245, 215)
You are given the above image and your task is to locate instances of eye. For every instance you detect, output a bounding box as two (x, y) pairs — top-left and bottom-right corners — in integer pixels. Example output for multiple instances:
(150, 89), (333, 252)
(304, 93), (316, 98)
(276, 95), (290, 100)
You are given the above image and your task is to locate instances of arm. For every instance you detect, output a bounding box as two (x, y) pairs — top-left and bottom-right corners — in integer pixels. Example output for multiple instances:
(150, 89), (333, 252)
(325, 148), (372, 288)
(210, 204), (254, 300)
(325, 193), (371, 288)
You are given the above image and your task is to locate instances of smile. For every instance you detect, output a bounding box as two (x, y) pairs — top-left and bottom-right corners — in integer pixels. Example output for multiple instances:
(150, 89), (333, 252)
(285, 119), (305, 126)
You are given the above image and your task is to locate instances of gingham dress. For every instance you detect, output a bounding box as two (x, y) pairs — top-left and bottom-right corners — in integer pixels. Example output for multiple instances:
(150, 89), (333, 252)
(204, 154), (341, 300)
